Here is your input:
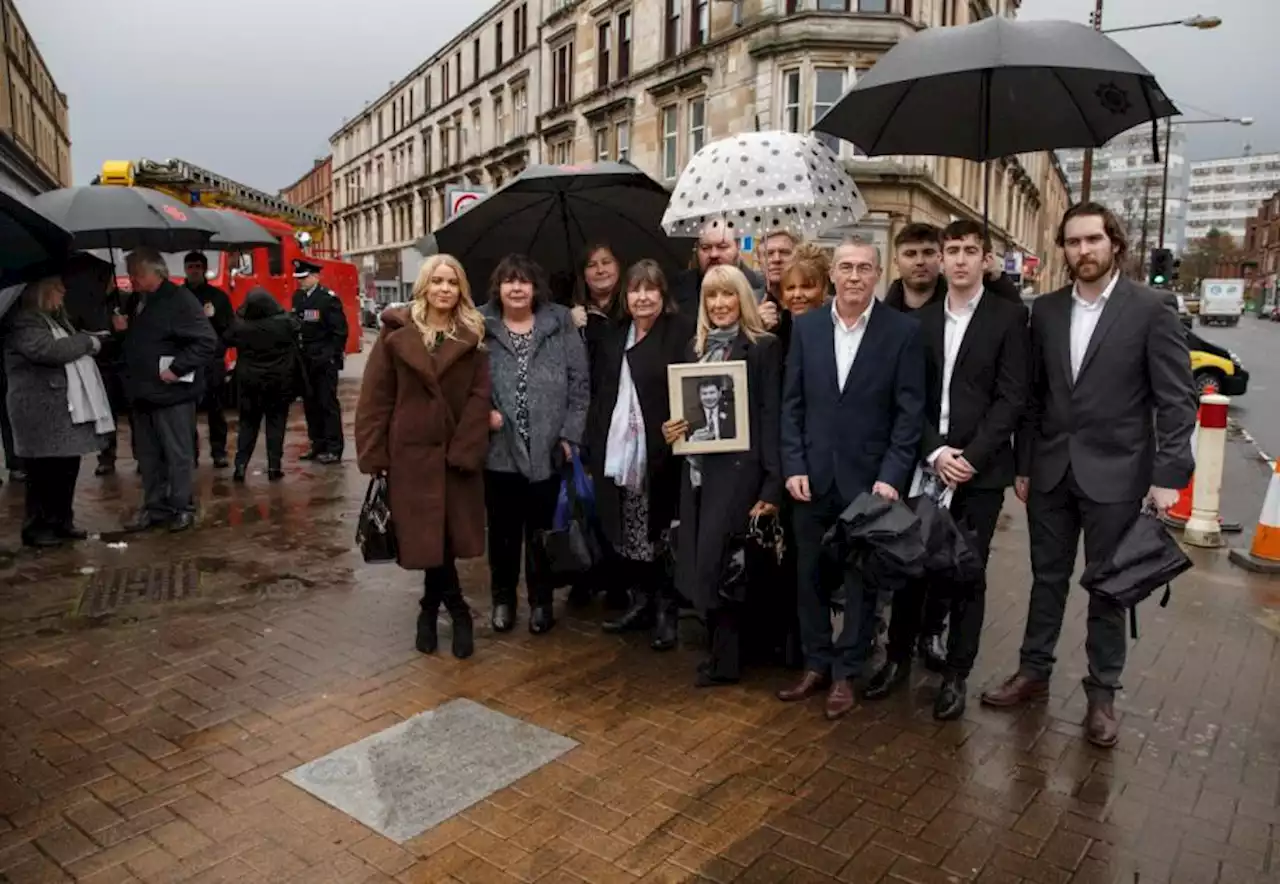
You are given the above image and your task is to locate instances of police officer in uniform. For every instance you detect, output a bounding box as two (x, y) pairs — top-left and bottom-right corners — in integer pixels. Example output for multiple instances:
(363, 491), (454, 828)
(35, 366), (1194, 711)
(185, 252), (234, 468)
(291, 259), (347, 463)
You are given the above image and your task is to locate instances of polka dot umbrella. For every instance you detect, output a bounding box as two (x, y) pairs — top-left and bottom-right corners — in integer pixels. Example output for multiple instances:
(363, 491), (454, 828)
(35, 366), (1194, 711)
(660, 131), (867, 240)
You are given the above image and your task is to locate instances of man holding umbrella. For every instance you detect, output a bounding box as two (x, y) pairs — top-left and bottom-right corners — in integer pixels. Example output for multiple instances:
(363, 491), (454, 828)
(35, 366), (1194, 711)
(292, 259), (347, 464)
(184, 252), (233, 469)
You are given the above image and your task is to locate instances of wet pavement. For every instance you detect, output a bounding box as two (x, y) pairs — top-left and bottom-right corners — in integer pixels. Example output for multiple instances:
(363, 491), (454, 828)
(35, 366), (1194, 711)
(1, 360), (1279, 883)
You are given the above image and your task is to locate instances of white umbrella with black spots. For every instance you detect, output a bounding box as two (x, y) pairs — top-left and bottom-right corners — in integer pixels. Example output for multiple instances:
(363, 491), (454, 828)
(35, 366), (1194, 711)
(660, 131), (867, 241)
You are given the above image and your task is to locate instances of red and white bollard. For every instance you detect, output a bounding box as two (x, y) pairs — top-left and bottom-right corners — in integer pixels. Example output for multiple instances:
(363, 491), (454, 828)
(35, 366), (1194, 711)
(1184, 393), (1230, 548)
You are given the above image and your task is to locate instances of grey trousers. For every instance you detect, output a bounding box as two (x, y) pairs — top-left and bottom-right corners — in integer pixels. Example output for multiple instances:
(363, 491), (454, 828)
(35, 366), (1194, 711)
(134, 402), (197, 519)
(1019, 470), (1139, 701)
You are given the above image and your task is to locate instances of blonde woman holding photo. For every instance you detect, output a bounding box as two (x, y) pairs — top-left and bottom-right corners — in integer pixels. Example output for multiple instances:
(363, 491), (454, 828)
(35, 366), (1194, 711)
(356, 254), (491, 660)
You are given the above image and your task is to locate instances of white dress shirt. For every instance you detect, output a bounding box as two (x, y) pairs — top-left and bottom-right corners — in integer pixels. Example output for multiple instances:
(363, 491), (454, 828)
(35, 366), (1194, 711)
(832, 297), (873, 392)
(927, 290), (982, 465)
(1070, 271), (1120, 381)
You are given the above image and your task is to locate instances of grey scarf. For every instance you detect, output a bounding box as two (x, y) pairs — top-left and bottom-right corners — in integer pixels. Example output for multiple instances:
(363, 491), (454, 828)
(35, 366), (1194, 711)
(689, 324), (738, 489)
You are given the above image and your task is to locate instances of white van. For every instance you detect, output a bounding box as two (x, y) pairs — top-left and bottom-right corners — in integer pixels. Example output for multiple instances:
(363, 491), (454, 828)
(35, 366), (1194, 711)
(1199, 279), (1245, 327)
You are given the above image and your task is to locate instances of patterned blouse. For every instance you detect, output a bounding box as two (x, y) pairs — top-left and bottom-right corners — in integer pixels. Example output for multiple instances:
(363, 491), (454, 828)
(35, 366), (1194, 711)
(507, 327), (534, 446)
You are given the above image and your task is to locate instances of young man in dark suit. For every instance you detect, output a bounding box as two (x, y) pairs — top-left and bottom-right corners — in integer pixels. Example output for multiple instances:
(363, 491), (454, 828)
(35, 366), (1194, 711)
(982, 202), (1196, 748)
(778, 237), (925, 720)
(863, 220), (1029, 720)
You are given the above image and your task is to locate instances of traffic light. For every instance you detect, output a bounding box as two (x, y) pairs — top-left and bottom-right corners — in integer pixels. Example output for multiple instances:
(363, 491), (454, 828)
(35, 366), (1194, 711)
(1149, 248), (1174, 287)
(1171, 258), (1181, 286)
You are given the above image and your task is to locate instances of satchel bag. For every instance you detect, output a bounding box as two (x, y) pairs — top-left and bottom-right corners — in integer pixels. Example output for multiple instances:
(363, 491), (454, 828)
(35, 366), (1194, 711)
(1081, 510), (1192, 638)
(356, 475), (399, 564)
(531, 451), (604, 585)
(718, 512), (786, 605)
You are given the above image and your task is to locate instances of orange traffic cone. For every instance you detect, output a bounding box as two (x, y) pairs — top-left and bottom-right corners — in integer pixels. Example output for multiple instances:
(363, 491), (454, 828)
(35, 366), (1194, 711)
(1230, 458), (1280, 573)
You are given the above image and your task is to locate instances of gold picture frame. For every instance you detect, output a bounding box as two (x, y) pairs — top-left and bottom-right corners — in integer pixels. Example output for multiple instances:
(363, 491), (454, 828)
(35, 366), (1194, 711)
(667, 360), (751, 456)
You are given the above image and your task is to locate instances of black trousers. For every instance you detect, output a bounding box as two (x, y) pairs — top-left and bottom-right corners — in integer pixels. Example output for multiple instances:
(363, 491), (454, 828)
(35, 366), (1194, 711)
(302, 359), (343, 456)
(236, 393), (290, 470)
(885, 486), (1006, 677)
(706, 606), (741, 680)
(0, 369), (21, 474)
(793, 487), (881, 682)
(195, 377), (228, 459)
(484, 470), (561, 606)
(23, 456), (80, 533)
(421, 556), (469, 616)
(1020, 470), (1137, 701)
(134, 402), (197, 519)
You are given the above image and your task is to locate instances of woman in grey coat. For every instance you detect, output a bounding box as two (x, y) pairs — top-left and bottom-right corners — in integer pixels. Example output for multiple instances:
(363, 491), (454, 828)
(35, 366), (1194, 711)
(3, 276), (115, 547)
(482, 254), (589, 636)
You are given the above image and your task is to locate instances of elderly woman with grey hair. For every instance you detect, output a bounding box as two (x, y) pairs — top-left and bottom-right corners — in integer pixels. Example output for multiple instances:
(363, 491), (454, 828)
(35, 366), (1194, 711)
(3, 275), (115, 547)
(481, 253), (589, 636)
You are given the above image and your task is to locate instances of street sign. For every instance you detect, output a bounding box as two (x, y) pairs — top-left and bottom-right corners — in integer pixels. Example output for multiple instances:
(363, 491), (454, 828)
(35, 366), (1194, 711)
(446, 187), (487, 219)
(1004, 250), (1023, 275)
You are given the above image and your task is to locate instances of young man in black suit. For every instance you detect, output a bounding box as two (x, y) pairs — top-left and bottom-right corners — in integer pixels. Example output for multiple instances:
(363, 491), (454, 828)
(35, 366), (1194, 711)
(864, 219), (1029, 720)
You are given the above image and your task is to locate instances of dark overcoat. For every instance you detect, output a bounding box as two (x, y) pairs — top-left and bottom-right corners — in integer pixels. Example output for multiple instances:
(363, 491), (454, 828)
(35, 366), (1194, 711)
(583, 311), (694, 549)
(674, 332), (783, 611)
(354, 308), (491, 570)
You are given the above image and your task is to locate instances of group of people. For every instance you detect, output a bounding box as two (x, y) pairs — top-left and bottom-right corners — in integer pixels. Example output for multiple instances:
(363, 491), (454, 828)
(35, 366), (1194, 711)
(0, 250), (349, 548)
(355, 199), (1196, 749)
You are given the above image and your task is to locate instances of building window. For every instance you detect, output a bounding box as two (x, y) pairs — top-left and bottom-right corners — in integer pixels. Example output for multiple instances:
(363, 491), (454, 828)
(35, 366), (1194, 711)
(782, 69), (801, 132)
(550, 138), (571, 165)
(472, 108), (482, 153)
(616, 120), (631, 162)
(692, 0), (709, 47)
(496, 21), (505, 66)
(618, 10), (632, 77)
(786, 0), (798, 10)
(597, 21), (612, 87)
(473, 38), (481, 81)
(425, 74), (433, 110)
(595, 127), (610, 162)
(662, 106), (679, 180)
(455, 51), (462, 93)
(813, 68), (846, 152)
(442, 62), (450, 102)
(513, 85), (528, 135)
(424, 133), (432, 173)
(495, 96), (506, 144)
(515, 3), (529, 52)
(689, 97), (706, 157)
(441, 128), (451, 167)
(817, 0), (846, 8)
(552, 41), (574, 108)
(665, 0), (682, 60)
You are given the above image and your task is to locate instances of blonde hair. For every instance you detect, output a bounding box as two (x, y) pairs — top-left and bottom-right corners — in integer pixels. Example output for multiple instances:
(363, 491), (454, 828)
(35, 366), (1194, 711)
(695, 265), (766, 356)
(20, 276), (65, 313)
(410, 254), (485, 350)
(780, 241), (832, 290)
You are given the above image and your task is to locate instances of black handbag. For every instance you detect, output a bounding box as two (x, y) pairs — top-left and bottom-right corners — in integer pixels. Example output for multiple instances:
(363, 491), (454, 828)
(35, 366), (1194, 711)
(718, 513), (786, 604)
(531, 454), (604, 585)
(1081, 510), (1192, 638)
(356, 475), (399, 564)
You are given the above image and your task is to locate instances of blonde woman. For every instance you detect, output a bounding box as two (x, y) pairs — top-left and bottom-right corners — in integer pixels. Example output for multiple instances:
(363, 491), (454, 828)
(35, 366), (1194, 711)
(355, 254), (491, 659)
(662, 265), (782, 685)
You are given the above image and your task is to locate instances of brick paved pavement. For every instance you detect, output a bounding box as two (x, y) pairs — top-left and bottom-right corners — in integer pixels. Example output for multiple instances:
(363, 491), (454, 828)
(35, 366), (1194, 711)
(0, 378), (1278, 883)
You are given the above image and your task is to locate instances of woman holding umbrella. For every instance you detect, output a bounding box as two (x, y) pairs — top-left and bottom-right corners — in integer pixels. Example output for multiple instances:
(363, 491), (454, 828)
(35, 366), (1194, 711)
(588, 260), (693, 651)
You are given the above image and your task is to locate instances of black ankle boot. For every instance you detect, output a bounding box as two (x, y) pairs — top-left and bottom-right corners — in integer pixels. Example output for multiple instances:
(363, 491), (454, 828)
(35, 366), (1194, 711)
(602, 590), (654, 633)
(415, 610), (439, 654)
(451, 610), (474, 659)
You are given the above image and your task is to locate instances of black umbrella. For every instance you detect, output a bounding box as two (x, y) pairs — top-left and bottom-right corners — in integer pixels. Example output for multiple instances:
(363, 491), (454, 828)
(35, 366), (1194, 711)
(421, 163), (693, 302)
(812, 17), (1178, 228)
(193, 207), (278, 249)
(30, 185), (217, 252)
(0, 185), (73, 286)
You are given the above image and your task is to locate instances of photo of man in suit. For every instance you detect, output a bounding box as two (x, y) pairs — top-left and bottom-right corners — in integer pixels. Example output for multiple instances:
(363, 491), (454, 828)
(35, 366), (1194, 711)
(981, 202), (1196, 749)
(778, 237), (925, 721)
(863, 219), (1029, 721)
(682, 376), (736, 442)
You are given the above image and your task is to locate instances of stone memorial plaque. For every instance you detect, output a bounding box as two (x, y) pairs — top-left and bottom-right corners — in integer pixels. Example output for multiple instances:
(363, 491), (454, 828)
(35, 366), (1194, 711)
(284, 697), (578, 842)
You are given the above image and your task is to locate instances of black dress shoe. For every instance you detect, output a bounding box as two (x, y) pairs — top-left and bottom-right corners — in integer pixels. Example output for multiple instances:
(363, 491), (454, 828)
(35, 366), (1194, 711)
(168, 512), (195, 533)
(862, 661), (911, 701)
(316, 453), (341, 465)
(529, 605), (555, 635)
(21, 530), (62, 549)
(94, 462), (115, 477)
(602, 592), (654, 633)
(53, 525), (88, 541)
(918, 633), (948, 673)
(232, 466), (247, 483)
(267, 469), (284, 482)
(694, 669), (739, 688)
(650, 603), (678, 651)
(212, 456), (230, 469)
(122, 512), (163, 533)
(490, 603), (515, 633)
(934, 676), (967, 721)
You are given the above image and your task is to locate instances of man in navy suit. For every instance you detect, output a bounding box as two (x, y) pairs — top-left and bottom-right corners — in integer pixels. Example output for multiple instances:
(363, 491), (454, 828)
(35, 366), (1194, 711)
(778, 237), (926, 720)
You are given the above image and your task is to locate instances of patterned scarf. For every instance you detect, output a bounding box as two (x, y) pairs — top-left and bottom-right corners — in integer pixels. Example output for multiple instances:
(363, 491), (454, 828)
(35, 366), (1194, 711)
(689, 325), (738, 489)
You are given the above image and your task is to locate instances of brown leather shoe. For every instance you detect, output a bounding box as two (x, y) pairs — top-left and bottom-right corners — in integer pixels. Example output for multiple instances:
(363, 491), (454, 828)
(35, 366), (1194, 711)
(824, 680), (856, 720)
(1085, 698), (1119, 748)
(777, 670), (829, 702)
(980, 673), (1050, 707)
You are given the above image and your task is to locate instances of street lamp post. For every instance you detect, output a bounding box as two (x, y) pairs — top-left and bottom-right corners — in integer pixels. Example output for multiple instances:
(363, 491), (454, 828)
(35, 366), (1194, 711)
(1158, 116), (1254, 249)
(1079, 8), (1222, 201)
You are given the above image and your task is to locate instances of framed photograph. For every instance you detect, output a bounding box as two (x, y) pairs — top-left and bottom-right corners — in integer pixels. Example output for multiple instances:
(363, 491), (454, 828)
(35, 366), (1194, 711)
(667, 360), (751, 456)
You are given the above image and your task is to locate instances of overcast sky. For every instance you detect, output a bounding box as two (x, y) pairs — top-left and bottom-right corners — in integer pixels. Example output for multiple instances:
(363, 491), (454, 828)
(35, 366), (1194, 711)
(20, 0), (1272, 191)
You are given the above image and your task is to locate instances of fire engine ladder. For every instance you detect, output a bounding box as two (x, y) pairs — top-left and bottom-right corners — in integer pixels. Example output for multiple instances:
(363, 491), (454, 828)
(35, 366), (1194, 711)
(132, 158), (326, 231)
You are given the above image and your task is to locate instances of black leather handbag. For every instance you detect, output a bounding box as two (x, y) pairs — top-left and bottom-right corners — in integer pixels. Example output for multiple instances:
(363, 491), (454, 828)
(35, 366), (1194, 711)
(356, 475), (398, 564)
(718, 513), (785, 604)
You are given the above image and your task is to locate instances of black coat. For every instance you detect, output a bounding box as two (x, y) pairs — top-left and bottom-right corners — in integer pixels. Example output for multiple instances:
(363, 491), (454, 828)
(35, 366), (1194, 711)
(674, 332), (783, 611)
(120, 280), (219, 409)
(225, 289), (303, 398)
(918, 292), (1029, 490)
(189, 281), (234, 365)
(292, 284), (348, 365)
(883, 276), (947, 314)
(584, 311), (695, 548)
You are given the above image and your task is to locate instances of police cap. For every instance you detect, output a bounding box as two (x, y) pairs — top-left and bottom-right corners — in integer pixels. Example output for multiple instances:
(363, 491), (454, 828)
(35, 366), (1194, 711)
(293, 258), (323, 279)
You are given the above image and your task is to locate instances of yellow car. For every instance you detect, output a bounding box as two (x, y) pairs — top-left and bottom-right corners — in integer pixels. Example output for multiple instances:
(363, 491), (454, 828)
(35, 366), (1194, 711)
(1189, 330), (1248, 396)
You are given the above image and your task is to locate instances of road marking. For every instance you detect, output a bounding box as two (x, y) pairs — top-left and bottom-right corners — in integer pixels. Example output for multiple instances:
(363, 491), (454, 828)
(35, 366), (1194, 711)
(1230, 420), (1274, 469)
